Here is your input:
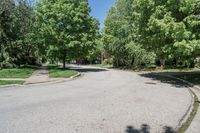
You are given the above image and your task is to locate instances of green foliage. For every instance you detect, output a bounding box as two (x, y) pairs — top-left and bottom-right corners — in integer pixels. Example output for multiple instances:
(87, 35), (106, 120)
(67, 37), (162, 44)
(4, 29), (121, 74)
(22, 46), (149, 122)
(0, 0), (41, 68)
(0, 0), (14, 68)
(86, 39), (103, 63)
(1, 61), (15, 68)
(133, 0), (200, 67)
(103, 0), (135, 67)
(0, 0), (100, 68)
(102, 58), (113, 65)
(104, 0), (200, 68)
(126, 42), (156, 67)
(1, 0), (200, 70)
(35, 0), (99, 68)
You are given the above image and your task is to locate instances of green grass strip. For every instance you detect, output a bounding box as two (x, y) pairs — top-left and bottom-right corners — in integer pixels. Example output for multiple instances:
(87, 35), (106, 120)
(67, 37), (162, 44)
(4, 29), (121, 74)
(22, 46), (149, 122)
(0, 68), (34, 78)
(49, 69), (78, 78)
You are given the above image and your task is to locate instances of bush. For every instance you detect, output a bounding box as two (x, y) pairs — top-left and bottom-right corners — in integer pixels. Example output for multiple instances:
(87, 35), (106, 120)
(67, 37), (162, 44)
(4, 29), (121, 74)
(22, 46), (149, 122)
(0, 61), (16, 69)
(195, 57), (200, 68)
(126, 42), (156, 68)
(102, 58), (113, 65)
(143, 52), (156, 67)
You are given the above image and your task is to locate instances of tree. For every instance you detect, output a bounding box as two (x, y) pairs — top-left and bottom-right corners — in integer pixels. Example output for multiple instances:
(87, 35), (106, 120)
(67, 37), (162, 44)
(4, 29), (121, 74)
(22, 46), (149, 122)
(86, 39), (103, 64)
(35, 0), (99, 68)
(0, 0), (41, 68)
(10, 0), (39, 66)
(0, 0), (15, 68)
(103, 0), (135, 67)
(104, 0), (200, 68)
(132, 0), (200, 67)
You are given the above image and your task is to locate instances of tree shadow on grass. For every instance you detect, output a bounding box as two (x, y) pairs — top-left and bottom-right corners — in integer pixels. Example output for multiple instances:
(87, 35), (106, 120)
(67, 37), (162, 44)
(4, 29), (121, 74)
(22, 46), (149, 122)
(125, 124), (175, 133)
(139, 73), (190, 88)
(148, 71), (200, 87)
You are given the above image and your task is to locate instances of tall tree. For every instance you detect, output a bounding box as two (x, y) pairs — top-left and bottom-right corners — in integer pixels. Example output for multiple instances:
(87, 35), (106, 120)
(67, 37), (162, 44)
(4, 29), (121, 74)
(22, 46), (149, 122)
(104, 0), (156, 68)
(103, 0), (135, 67)
(0, 0), (15, 68)
(35, 0), (99, 68)
(10, 0), (38, 65)
(132, 0), (200, 67)
(0, 0), (40, 67)
(104, 0), (200, 68)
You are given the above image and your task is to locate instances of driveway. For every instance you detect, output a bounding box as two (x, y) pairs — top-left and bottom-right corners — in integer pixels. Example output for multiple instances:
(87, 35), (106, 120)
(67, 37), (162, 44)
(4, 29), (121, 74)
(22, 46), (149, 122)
(0, 65), (192, 133)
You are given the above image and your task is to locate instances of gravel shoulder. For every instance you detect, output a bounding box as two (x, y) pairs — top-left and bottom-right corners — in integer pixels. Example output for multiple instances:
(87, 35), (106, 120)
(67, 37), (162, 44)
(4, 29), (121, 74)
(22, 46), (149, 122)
(0, 65), (192, 133)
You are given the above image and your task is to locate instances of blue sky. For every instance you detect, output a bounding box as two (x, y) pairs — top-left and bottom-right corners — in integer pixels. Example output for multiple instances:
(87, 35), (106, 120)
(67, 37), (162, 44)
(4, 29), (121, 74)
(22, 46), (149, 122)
(88, 0), (116, 29)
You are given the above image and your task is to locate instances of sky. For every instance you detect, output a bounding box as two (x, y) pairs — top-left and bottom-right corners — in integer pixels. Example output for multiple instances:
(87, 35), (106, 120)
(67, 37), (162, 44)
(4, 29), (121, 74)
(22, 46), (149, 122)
(31, 0), (115, 29)
(88, 0), (116, 29)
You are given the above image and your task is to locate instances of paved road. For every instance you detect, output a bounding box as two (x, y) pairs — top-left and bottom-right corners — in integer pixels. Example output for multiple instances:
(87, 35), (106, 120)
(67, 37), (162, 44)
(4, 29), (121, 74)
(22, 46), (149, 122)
(0, 66), (192, 133)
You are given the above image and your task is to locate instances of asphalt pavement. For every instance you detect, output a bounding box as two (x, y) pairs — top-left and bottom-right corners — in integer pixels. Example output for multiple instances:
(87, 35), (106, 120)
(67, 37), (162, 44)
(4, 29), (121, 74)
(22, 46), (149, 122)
(0, 65), (192, 133)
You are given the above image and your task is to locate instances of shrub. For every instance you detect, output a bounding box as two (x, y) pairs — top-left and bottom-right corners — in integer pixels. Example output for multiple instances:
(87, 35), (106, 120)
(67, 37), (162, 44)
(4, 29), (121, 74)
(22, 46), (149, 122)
(102, 58), (113, 65)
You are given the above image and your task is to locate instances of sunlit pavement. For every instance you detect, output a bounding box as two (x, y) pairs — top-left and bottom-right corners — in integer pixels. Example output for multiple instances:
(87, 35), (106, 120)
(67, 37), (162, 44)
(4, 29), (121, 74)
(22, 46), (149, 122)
(0, 65), (192, 133)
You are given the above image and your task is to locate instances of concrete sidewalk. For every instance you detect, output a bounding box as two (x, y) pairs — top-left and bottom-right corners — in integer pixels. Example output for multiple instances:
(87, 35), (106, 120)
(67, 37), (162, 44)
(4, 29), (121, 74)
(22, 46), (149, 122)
(25, 68), (54, 84)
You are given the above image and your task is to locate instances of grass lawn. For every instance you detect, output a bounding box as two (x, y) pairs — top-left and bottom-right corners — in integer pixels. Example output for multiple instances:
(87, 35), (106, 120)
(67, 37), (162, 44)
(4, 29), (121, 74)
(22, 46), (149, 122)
(153, 68), (200, 86)
(49, 69), (78, 78)
(0, 80), (25, 85)
(0, 68), (34, 78)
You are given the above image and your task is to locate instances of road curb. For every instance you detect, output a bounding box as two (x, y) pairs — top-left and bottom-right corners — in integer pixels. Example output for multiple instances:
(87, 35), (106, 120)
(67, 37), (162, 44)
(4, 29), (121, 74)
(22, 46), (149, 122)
(25, 72), (82, 86)
(154, 73), (199, 132)
(70, 72), (82, 79)
(0, 84), (24, 88)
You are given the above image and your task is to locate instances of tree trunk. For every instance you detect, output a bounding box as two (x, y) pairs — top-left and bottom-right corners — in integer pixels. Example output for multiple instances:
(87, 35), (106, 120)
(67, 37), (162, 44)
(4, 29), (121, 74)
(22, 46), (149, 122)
(63, 55), (66, 69)
(176, 58), (179, 67)
(0, 44), (3, 69)
(160, 59), (165, 66)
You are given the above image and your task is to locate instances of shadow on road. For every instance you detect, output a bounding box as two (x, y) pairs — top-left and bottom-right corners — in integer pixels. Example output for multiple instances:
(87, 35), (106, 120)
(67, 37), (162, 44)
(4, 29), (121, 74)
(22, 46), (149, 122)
(125, 124), (150, 133)
(163, 126), (176, 133)
(139, 73), (189, 88)
(125, 124), (175, 133)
